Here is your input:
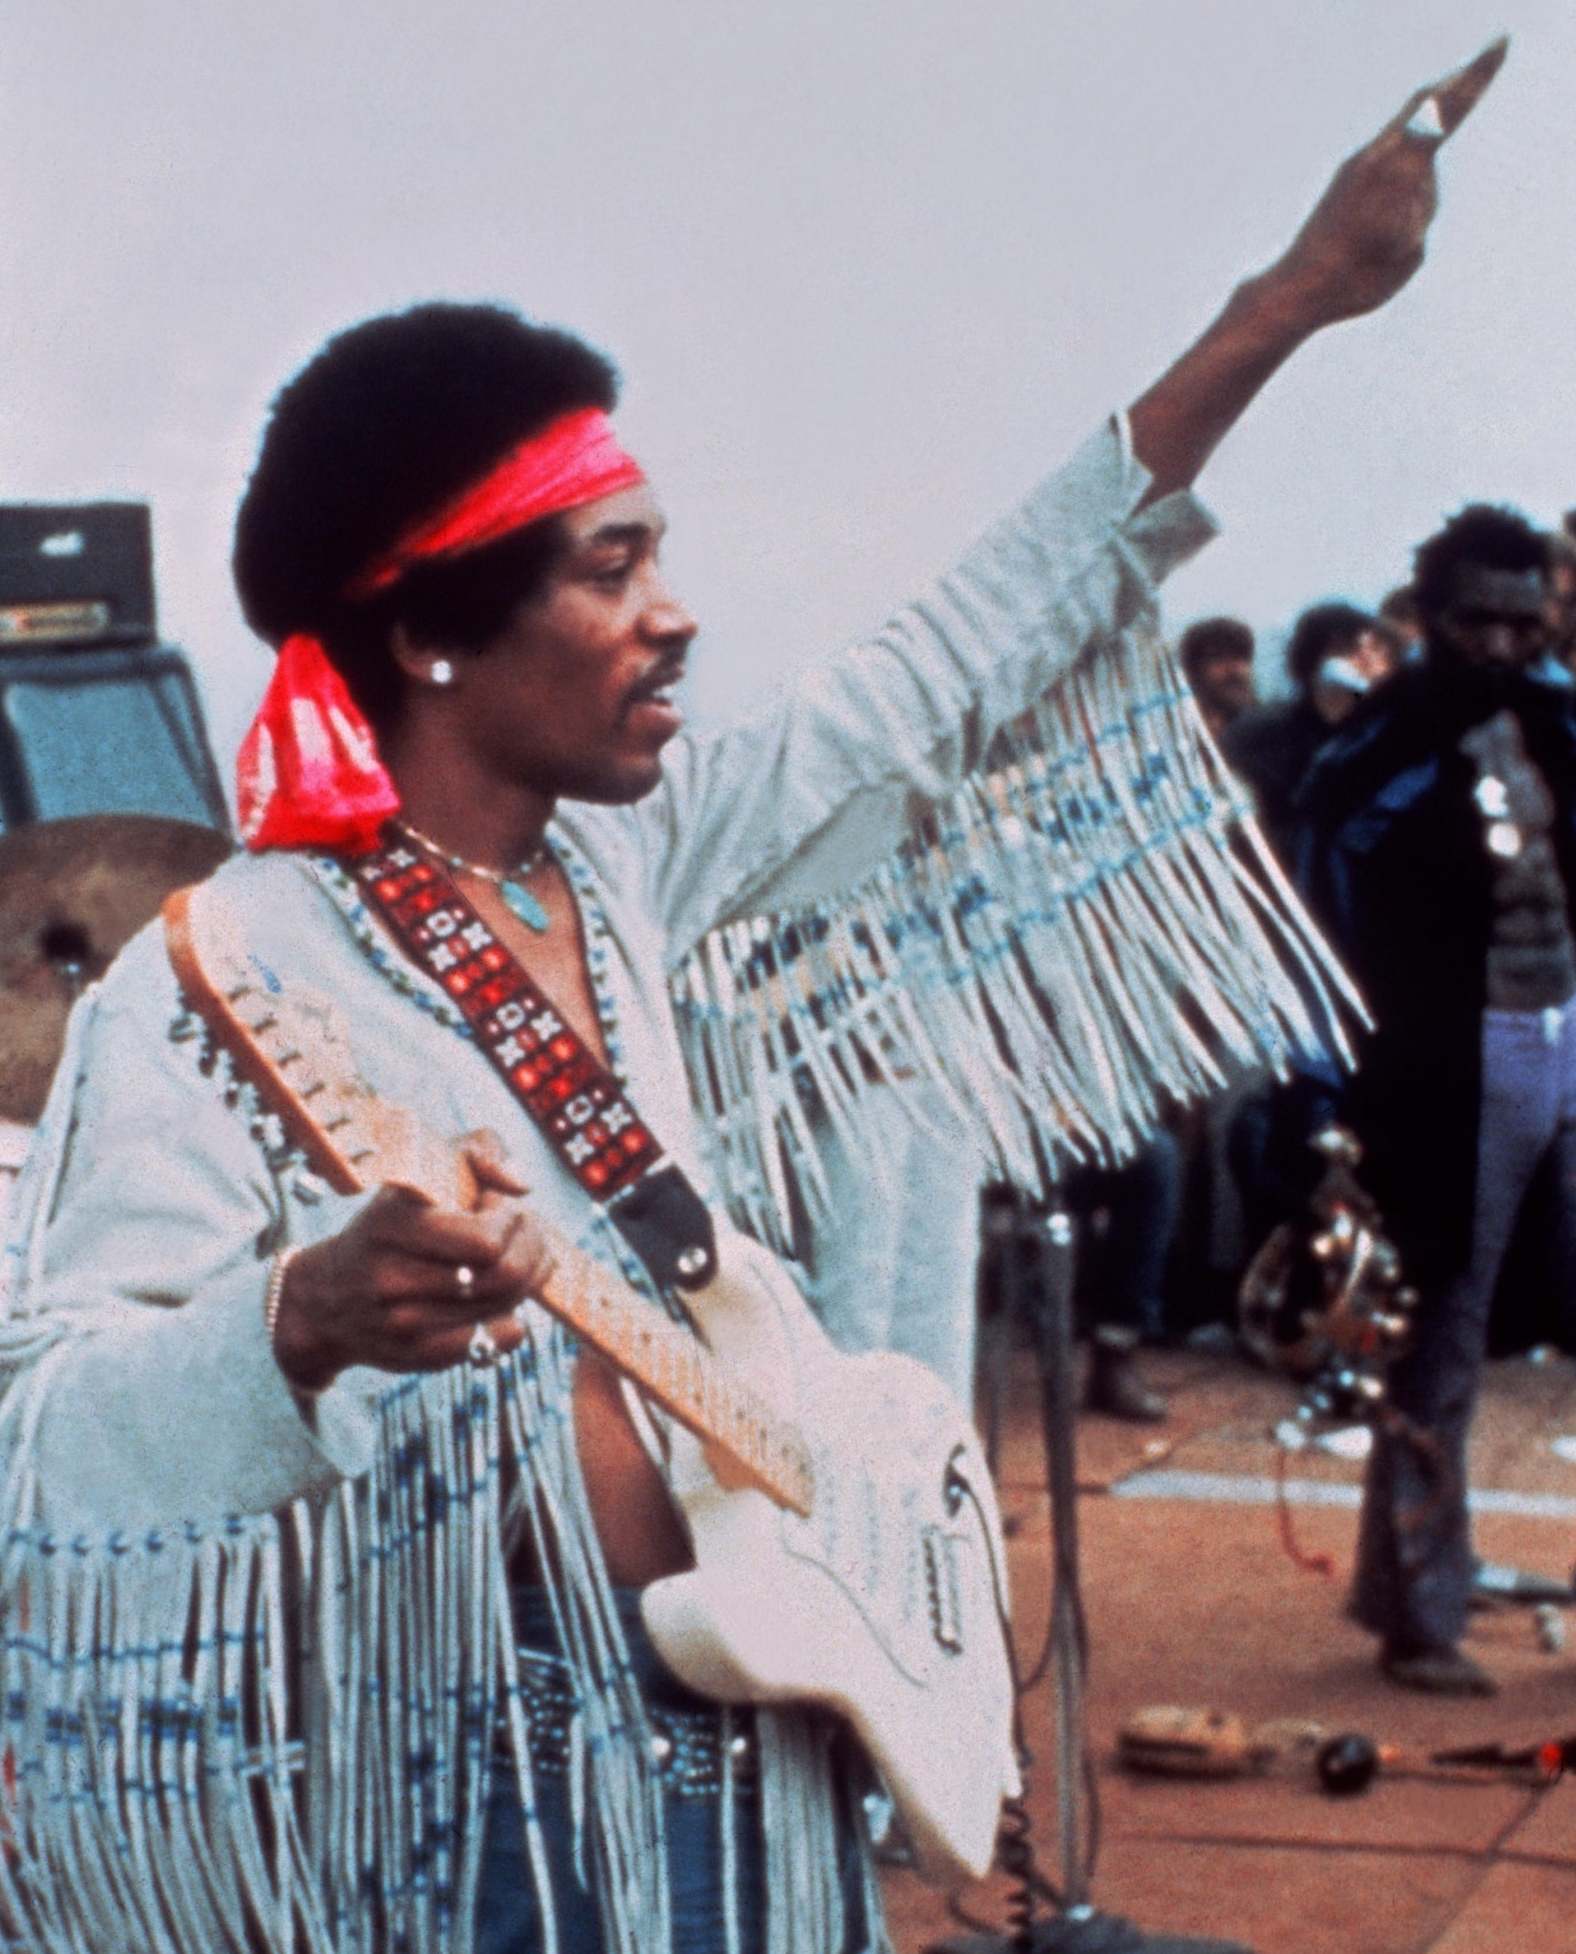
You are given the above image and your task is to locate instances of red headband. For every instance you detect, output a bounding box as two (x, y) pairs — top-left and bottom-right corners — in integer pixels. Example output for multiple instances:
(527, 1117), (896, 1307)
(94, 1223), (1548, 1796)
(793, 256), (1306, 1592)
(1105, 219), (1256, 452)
(347, 407), (644, 598)
(236, 408), (645, 853)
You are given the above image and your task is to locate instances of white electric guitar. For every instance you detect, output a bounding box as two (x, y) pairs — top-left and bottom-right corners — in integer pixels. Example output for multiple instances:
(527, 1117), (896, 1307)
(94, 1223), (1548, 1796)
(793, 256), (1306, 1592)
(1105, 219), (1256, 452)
(164, 883), (1018, 1889)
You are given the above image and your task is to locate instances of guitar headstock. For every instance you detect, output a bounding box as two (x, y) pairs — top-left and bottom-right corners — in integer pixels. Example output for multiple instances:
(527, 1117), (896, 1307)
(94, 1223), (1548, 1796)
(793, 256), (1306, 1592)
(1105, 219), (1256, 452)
(162, 884), (473, 1209)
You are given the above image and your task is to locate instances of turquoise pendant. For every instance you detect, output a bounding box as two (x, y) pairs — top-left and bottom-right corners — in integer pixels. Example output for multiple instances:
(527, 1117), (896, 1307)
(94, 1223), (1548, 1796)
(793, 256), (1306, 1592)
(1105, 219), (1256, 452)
(500, 877), (550, 933)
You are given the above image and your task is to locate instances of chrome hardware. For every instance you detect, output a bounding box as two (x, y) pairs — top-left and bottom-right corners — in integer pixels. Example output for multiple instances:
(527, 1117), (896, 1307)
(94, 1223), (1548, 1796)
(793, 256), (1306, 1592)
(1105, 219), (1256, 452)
(1238, 1123), (1417, 1430)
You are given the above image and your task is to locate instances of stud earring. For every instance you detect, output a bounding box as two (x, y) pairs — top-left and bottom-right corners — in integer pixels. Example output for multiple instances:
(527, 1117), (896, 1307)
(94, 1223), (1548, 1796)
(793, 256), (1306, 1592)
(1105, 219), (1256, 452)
(429, 658), (455, 688)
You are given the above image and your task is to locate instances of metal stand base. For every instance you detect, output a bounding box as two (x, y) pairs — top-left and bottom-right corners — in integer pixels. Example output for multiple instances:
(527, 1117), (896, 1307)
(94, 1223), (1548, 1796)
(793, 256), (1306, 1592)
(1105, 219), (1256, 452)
(942, 1194), (1257, 1954)
(931, 1908), (1254, 1953)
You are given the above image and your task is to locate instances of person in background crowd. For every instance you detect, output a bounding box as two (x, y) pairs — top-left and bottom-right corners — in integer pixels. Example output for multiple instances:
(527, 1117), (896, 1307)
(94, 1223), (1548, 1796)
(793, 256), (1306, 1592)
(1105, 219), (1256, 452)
(1224, 600), (1390, 856)
(1290, 503), (1575, 1697)
(1065, 1136), (1183, 1422)
(1178, 615), (1258, 741)
(1379, 583), (1426, 665)
(974, 1141), (1182, 1430)
(1540, 529), (1576, 682)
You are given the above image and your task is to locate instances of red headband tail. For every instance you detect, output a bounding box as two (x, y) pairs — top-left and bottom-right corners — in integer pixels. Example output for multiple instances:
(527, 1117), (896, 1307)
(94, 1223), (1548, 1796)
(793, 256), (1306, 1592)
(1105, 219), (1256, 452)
(237, 407), (643, 854)
(236, 634), (401, 854)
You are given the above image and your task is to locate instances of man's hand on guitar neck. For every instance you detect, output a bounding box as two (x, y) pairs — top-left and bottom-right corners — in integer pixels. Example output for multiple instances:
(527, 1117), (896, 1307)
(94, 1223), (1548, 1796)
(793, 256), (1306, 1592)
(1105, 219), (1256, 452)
(272, 1129), (557, 1392)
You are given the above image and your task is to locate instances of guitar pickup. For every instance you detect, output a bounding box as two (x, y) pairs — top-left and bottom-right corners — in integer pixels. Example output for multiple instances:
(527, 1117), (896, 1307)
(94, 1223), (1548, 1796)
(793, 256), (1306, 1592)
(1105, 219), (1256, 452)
(923, 1527), (964, 1656)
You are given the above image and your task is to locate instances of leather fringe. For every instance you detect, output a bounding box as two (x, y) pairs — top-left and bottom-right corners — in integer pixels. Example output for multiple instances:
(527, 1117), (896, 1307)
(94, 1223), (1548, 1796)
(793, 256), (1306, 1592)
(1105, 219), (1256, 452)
(672, 620), (1360, 1249)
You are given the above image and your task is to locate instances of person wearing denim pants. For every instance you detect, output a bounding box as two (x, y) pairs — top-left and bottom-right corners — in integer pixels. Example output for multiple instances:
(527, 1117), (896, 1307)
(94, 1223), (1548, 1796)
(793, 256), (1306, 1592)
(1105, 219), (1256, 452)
(1294, 505), (1576, 1695)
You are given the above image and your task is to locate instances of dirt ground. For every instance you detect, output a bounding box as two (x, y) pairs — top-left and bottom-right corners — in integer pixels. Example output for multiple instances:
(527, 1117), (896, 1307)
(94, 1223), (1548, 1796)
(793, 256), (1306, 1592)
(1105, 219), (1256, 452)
(879, 1339), (1576, 1954)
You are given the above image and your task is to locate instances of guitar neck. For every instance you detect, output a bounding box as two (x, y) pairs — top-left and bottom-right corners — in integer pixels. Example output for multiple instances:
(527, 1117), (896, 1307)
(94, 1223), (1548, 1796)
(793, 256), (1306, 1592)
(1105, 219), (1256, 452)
(162, 882), (814, 1518)
(273, 1042), (816, 1516)
(313, 1101), (816, 1516)
(537, 1237), (815, 1517)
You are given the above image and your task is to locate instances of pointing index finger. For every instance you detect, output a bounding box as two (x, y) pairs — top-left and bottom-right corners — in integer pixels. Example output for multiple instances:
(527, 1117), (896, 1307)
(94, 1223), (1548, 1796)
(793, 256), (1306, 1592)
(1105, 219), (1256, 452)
(1436, 36), (1509, 137)
(1394, 36), (1508, 143)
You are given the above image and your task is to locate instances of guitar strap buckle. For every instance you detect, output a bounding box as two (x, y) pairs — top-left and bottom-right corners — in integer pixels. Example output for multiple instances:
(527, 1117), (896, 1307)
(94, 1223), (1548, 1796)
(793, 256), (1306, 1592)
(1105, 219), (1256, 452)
(607, 1164), (717, 1292)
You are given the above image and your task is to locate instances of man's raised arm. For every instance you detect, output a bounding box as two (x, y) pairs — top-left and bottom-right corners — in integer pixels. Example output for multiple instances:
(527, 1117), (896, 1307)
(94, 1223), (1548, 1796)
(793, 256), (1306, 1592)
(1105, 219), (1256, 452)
(1129, 39), (1506, 500)
(637, 44), (1508, 954)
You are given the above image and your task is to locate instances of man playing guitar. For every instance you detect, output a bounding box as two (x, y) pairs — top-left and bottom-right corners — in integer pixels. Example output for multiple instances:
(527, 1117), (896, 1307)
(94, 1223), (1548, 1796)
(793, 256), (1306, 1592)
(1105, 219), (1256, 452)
(0, 48), (1501, 1954)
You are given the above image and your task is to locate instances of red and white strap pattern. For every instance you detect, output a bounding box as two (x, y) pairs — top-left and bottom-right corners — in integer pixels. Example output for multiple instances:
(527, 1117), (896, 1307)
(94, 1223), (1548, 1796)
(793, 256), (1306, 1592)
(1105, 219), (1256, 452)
(354, 842), (659, 1199)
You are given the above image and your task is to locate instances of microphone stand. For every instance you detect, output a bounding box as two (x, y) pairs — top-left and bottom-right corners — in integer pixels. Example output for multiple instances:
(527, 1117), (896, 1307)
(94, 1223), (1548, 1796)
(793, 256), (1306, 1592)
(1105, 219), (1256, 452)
(931, 1192), (1254, 1954)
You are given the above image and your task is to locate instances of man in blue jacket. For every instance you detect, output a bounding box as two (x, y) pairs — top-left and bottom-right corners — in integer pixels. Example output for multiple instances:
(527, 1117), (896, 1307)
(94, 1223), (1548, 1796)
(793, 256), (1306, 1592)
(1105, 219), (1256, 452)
(1293, 503), (1576, 1695)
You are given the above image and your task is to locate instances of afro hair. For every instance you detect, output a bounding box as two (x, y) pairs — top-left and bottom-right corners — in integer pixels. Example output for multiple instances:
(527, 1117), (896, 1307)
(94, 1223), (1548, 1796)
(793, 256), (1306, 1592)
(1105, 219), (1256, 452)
(1412, 504), (1548, 620)
(232, 302), (620, 727)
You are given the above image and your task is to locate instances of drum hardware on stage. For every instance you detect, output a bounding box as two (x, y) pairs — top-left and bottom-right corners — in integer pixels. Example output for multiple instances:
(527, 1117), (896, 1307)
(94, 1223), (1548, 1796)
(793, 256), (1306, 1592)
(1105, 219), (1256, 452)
(1238, 1125), (1418, 1433)
(1238, 1126), (1439, 1576)
(1468, 1560), (1576, 1608)
(1244, 1132), (1575, 1608)
(1534, 1603), (1567, 1652)
(0, 813), (231, 1123)
(1466, 1573), (1576, 1652)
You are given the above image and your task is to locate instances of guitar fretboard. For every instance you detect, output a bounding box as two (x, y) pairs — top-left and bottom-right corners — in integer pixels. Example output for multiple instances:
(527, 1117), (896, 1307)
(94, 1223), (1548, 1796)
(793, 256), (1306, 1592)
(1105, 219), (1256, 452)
(185, 928), (816, 1518)
(541, 1240), (815, 1516)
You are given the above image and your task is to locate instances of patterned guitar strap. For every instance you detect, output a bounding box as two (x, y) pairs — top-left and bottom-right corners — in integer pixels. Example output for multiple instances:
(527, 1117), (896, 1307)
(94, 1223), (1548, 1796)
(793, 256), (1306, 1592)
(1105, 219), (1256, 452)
(349, 837), (718, 1296)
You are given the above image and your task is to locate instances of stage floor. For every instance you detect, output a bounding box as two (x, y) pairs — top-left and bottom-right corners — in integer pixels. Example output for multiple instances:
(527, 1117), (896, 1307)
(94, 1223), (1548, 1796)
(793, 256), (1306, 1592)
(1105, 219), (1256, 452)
(881, 1335), (1576, 1954)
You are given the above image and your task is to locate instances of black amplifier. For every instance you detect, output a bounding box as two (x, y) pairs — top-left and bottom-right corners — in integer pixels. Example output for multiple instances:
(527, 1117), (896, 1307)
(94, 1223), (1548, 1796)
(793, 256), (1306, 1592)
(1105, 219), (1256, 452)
(0, 502), (156, 649)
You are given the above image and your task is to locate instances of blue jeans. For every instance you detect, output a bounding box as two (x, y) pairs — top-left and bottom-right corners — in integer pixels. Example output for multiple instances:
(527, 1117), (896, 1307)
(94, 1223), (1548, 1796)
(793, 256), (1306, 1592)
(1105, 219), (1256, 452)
(1351, 1002), (1576, 1650)
(1065, 1131), (1183, 1342)
(474, 1745), (766, 1954)
(475, 1588), (873, 1954)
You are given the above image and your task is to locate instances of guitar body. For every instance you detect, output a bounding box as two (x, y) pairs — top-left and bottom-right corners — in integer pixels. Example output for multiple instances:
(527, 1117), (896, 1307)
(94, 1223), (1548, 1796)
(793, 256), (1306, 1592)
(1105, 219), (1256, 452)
(642, 1231), (1018, 1890)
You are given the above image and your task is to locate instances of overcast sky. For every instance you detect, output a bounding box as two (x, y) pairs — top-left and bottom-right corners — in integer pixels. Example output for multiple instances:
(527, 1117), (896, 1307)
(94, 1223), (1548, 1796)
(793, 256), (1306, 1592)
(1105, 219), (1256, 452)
(4, 0), (1567, 788)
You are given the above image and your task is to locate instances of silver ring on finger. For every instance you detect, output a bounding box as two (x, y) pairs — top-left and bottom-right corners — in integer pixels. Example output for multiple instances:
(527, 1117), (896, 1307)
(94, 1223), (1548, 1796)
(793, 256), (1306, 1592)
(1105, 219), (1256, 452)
(1403, 95), (1446, 143)
(454, 1262), (476, 1301)
(467, 1320), (501, 1369)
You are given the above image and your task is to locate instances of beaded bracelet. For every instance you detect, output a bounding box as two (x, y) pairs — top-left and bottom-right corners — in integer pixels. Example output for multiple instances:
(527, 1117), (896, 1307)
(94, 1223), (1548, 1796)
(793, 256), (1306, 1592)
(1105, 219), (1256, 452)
(264, 1244), (303, 1350)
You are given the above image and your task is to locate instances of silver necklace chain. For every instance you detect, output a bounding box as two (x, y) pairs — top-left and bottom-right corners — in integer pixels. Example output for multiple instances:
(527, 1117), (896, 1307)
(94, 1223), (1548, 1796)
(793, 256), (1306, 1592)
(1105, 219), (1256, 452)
(394, 817), (553, 886)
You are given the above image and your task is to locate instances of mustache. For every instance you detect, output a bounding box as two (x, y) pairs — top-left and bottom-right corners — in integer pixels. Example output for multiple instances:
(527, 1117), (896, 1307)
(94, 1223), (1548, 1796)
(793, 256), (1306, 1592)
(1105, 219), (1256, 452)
(624, 660), (687, 705)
